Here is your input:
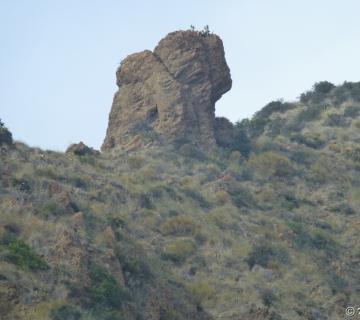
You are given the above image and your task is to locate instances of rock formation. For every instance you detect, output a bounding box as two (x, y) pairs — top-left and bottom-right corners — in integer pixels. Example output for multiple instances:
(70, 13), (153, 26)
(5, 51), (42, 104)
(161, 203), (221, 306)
(66, 141), (100, 156)
(101, 30), (232, 152)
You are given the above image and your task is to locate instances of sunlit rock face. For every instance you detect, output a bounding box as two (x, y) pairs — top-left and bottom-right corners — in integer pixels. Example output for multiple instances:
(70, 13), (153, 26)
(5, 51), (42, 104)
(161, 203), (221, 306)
(101, 30), (232, 152)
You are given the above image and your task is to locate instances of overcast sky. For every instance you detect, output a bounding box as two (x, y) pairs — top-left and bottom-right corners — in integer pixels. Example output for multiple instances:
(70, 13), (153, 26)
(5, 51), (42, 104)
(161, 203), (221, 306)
(1, 0), (360, 151)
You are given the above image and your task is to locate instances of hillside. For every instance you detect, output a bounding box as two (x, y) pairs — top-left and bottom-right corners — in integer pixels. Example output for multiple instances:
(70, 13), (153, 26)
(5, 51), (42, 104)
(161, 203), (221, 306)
(1, 30), (360, 320)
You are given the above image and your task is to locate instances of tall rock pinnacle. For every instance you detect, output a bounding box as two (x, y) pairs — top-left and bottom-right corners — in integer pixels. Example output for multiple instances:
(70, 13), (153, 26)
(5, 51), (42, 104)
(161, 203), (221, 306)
(101, 30), (232, 152)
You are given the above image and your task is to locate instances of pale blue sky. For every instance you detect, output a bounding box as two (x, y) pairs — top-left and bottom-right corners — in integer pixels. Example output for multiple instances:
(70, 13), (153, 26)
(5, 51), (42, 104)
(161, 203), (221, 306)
(1, 0), (360, 151)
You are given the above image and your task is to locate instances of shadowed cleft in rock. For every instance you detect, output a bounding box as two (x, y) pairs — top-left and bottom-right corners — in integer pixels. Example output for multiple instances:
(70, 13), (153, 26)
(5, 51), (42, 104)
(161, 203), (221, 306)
(102, 30), (232, 152)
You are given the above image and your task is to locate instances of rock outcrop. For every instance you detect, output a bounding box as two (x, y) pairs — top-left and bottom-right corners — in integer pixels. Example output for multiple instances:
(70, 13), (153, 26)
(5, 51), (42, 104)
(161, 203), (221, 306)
(66, 141), (100, 156)
(102, 30), (232, 152)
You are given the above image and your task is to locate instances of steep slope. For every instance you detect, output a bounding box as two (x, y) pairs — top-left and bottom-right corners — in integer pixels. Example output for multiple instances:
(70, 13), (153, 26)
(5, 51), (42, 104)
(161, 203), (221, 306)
(0, 141), (212, 320)
(1, 26), (360, 319)
(2, 81), (360, 319)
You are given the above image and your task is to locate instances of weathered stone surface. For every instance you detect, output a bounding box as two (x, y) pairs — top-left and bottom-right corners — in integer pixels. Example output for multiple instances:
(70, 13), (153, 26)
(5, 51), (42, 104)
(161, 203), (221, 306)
(102, 30), (232, 152)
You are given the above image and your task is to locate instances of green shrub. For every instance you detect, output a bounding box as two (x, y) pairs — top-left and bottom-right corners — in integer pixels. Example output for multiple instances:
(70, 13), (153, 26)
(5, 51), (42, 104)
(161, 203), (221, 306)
(309, 160), (331, 183)
(313, 81), (336, 94)
(287, 222), (312, 249)
(161, 216), (198, 236)
(227, 184), (255, 208)
(249, 117), (268, 137)
(178, 143), (206, 161)
(187, 280), (215, 304)
(288, 223), (338, 255)
(248, 152), (293, 178)
(290, 133), (325, 149)
(5, 239), (48, 271)
(300, 81), (335, 104)
(345, 146), (360, 163)
(50, 304), (82, 320)
(231, 120), (252, 157)
(161, 239), (196, 263)
(160, 309), (180, 320)
(247, 243), (290, 269)
(182, 188), (211, 209)
(295, 105), (323, 123)
(289, 149), (316, 165)
(324, 113), (349, 127)
(327, 273), (348, 295)
(0, 118), (13, 145)
(89, 265), (129, 308)
(37, 200), (62, 218)
(137, 193), (153, 209)
(188, 256), (207, 275)
(35, 167), (58, 179)
(311, 231), (337, 252)
(342, 81), (360, 102)
(259, 288), (277, 307)
(255, 100), (296, 118)
(344, 105), (360, 118)
(116, 244), (153, 284)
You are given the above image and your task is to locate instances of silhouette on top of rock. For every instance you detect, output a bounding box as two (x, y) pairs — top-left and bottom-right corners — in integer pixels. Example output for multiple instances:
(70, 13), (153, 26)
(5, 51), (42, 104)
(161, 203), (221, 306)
(101, 30), (232, 152)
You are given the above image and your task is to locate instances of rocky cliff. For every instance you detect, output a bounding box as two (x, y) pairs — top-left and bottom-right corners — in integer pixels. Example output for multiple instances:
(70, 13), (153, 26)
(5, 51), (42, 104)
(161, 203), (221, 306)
(101, 30), (232, 152)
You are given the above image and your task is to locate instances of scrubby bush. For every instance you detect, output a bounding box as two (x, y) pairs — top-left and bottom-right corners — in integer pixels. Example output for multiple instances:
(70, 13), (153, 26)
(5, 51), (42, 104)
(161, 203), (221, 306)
(247, 243), (290, 269)
(89, 265), (129, 308)
(182, 188), (211, 209)
(344, 146), (360, 163)
(178, 143), (207, 161)
(328, 274), (348, 295)
(51, 304), (82, 320)
(267, 118), (285, 137)
(311, 230), (338, 252)
(214, 190), (231, 205)
(231, 120), (252, 157)
(295, 105), (324, 123)
(290, 133), (326, 149)
(37, 200), (62, 218)
(161, 216), (199, 236)
(188, 256), (207, 275)
(187, 280), (215, 304)
(287, 222), (313, 249)
(300, 81), (335, 104)
(0, 118), (13, 145)
(288, 222), (338, 256)
(137, 193), (153, 209)
(309, 160), (331, 183)
(289, 149), (316, 165)
(344, 105), (360, 118)
(34, 167), (58, 179)
(116, 242), (153, 285)
(324, 113), (349, 127)
(313, 81), (336, 94)
(248, 117), (268, 137)
(5, 239), (48, 271)
(208, 206), (240, 231)
(128, 155), (145, 170)
(342, 81), (360, 102)
(160, 309), (180, 320)
(161, 239), (196, 263)
(254, 100), (296, 119)
(248, 152), (293, 179)
(259, 288), (277, 307)
(227, 184), (256, 208)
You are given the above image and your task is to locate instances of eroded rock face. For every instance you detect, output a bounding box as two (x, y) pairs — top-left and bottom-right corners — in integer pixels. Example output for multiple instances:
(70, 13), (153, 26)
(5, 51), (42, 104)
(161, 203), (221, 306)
(102, 30), (232, 152)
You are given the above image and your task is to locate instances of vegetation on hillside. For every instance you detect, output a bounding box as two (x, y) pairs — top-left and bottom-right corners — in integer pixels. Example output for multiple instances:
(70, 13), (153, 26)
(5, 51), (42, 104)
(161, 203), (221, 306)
(1, 81), (360, 319)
